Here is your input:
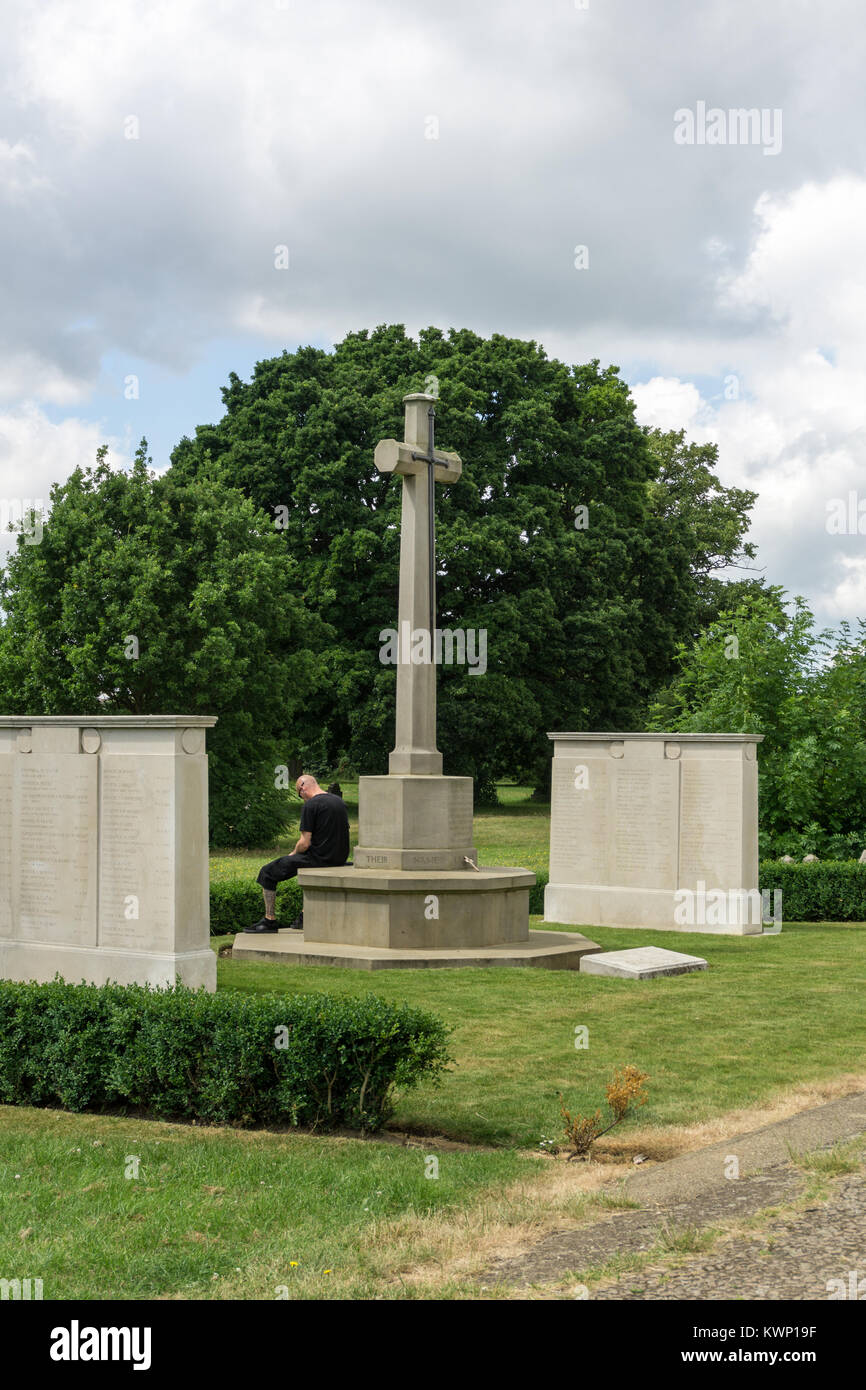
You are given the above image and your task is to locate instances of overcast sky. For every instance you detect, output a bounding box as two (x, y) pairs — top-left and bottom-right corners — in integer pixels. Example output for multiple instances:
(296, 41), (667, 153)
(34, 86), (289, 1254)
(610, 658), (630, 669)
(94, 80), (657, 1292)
(2, 0), (865, 633)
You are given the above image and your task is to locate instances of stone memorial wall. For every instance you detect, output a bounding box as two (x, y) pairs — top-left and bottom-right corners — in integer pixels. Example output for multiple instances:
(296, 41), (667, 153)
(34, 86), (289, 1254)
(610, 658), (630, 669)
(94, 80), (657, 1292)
(0, 716), (217, 988)
(545, 732), (764, 936)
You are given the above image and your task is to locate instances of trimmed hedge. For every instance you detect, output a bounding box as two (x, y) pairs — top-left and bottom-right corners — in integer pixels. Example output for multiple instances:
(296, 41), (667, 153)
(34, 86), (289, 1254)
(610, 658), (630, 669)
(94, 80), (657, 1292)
(210, 862), (866, 931)
(529, 872), (547, 916)
(0, 979), (452, 1132)
(758, 860), (866, 923)
(525, 862), (866, 922)
(210, 877), (303, 935)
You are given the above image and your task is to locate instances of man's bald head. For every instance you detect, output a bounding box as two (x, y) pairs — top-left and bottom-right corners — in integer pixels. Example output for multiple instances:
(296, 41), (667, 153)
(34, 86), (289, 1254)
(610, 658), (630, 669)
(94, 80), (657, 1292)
(295, 775), (323, 801)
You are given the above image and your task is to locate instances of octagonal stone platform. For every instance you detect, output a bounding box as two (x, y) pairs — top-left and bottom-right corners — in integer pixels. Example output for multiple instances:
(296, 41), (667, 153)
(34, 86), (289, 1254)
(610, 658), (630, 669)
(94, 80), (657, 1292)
(299, 865), (536, 949)
(232, 927), (601, 971)
(233, 864), (601, 970)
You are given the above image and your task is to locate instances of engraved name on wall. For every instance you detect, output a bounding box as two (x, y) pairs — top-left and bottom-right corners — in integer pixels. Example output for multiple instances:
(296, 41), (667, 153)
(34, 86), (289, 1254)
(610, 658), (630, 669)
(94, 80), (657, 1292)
(12, 755), (98, 944)
(0, 755), (12, 933)
(611, 762), (678, 890)
(99, 758), (175, 950)
(678, 759), (743, 889)
(549, 757), (609, 882)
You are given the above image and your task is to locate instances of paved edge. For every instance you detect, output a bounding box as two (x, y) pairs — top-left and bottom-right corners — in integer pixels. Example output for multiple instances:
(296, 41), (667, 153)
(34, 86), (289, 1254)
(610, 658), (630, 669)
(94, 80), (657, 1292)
(622, 1090), (866, 1204)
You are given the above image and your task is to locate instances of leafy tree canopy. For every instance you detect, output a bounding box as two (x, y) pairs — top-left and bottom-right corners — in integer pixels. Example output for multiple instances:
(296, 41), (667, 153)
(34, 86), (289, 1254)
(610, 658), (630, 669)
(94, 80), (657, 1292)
(0, 326), (761, 842)
(0, 442), (329, 844)
(648, 586), (866, 852)
(169, 324), (757, 796)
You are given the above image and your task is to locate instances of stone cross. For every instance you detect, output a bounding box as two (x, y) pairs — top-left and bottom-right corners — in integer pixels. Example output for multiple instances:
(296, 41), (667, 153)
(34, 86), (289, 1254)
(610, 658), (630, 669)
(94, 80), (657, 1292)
(374, 393), (462, 776)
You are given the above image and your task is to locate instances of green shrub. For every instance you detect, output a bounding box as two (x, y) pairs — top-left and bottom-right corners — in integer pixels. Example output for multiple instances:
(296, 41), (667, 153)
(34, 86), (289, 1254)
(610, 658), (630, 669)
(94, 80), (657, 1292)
(0, 979), (452, 1132)
(759, 827), (866, 861)
(529, 870), (547, 916)
(758, 860), (866, 922)
(210, 877), (303, 935)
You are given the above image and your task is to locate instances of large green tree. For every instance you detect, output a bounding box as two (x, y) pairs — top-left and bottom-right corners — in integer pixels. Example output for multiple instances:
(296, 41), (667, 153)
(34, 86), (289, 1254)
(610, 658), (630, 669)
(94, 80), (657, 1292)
(0, 442), (329, 844)
(170, 325), (753, 796)
(648, 587), (866, 852)
(644, 427), (762, 634)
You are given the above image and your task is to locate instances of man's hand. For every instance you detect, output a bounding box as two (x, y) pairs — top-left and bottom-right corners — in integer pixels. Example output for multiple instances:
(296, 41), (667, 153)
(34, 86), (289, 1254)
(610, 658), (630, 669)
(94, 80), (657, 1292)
(293, 831), (312, 855)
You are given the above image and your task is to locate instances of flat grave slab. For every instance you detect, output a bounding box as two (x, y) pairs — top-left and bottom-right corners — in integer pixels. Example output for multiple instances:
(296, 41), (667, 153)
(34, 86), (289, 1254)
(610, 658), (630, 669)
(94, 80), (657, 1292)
(579, 945), (707, 980)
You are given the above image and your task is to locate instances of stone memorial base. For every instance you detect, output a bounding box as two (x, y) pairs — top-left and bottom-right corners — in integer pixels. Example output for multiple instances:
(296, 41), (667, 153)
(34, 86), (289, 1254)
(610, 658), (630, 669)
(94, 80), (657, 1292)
(0, 940), (217, 990)
(545, 884), (763, 936)
(233, 863), (601, 970)
(579, 946), (708, 979)
(352, 774), (476, 871)
(232, 926), (601, 971)
(299, 865), (532, 948)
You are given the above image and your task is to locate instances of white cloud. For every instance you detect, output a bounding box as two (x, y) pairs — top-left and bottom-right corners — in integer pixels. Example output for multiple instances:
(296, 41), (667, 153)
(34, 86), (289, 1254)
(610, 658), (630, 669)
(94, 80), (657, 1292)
(0, 351), (93, 406)
(630, 377), (716, 442)
(820, 555), (866, 622)
(0, 405), (130, 559)
(0, 138), (51, 202)
(632, 174), (866, 628)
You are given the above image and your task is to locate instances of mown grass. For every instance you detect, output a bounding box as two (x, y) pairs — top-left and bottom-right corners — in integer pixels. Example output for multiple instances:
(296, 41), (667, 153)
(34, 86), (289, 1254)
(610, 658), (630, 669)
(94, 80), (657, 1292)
(211, 783), (866, 1147)
(216, 918), (866, 1147)
(0, 1107), (534, 1301)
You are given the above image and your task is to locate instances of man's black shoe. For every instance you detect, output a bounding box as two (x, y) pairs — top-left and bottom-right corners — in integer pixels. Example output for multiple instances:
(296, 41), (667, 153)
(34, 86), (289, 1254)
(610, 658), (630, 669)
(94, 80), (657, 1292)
(287, 914), (304, 931)
(244, 918), (281, 934)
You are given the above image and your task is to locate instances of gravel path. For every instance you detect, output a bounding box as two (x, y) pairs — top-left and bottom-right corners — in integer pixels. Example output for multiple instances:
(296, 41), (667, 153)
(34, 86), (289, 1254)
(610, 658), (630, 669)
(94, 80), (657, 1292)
(482, 1092), (866, 1300)
(486, 1162), (805, 1289)
(593, 1172), (866, 1300)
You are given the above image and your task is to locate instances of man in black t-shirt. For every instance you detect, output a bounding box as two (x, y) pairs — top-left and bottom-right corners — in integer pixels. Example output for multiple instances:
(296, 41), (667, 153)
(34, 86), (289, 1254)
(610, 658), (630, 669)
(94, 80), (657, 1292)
(244, 775), (350, 933)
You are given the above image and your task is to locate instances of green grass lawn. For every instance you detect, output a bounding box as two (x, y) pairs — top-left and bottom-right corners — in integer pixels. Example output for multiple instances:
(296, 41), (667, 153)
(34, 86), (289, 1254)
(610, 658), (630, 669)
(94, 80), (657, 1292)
(211, 782), (866, 1147)
(216, 920), (866, 1147)
(0, 1106), (533, 1300)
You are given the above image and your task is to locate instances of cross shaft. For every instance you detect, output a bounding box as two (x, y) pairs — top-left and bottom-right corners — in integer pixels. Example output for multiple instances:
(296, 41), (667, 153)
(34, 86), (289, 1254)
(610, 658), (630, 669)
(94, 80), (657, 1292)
(374, 393), (462, 775)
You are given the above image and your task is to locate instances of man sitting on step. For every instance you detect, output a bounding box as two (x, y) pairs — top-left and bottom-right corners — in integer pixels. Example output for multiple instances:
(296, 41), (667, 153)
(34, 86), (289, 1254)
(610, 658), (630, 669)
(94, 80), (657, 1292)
(245, 775), (350, 933)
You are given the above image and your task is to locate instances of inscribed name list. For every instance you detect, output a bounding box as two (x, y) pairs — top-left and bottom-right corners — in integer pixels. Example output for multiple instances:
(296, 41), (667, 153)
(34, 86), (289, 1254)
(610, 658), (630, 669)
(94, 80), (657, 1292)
(99, 758), (175, 950)
(549, 757), (609, 882)
(0, 755), (12, 933)
(12, 755), (98, 944)
(679, 759), (743, 889)
(611, 763), (678, 890)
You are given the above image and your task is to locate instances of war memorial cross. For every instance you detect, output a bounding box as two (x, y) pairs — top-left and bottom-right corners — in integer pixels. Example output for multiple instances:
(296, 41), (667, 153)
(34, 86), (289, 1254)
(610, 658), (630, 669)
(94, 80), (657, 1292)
(374, 393), (462, 775)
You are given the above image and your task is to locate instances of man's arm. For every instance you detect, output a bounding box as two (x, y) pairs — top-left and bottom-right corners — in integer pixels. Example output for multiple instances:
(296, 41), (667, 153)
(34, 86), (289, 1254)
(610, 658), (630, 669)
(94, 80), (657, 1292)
(293, 799), (314, 855)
